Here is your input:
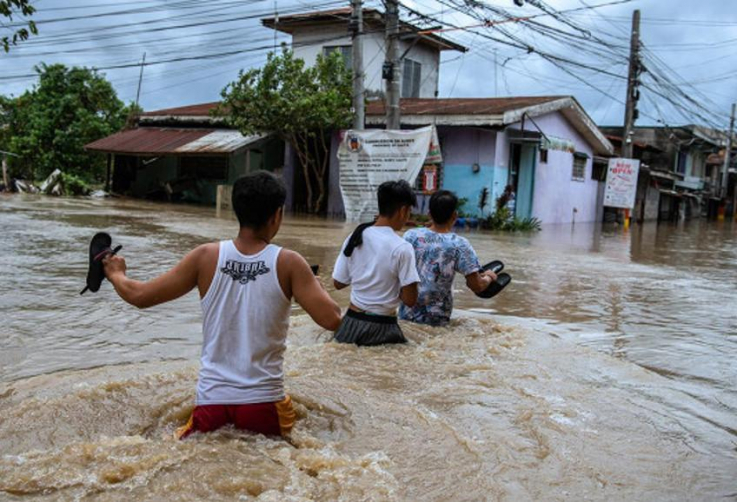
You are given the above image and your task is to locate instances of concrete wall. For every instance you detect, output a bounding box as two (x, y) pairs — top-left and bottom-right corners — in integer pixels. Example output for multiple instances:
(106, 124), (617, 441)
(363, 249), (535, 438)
(291, 26), (439, 97)
(439, 127), (497, 217)
(506, 112), (599, 225)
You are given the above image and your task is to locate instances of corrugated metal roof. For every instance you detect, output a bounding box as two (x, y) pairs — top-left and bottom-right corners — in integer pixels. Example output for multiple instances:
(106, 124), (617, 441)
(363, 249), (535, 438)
(141, 97), (561, 120)
(365, 96), (561, 116)
(85, 127), (262, 155)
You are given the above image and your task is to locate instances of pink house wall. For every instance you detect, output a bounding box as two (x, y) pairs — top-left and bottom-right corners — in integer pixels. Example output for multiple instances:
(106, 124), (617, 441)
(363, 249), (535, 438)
(506, 112), (600, 225)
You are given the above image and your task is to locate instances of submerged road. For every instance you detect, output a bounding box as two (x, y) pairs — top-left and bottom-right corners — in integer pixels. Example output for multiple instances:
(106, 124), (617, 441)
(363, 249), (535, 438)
(0, 194), (735, 500)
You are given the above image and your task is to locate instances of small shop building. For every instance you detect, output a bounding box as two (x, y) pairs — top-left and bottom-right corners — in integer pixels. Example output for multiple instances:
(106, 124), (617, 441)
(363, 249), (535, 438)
(85, 103), (284, 205)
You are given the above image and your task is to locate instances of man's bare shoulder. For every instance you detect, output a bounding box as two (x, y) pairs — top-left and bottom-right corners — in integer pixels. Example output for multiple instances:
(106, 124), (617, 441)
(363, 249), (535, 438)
(188, 242), (220, 265)
(277, 248), (307, 268)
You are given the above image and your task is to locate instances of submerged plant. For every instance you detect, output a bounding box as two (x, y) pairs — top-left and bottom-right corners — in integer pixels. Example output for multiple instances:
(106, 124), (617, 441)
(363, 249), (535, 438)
(481, 195), (541, 232)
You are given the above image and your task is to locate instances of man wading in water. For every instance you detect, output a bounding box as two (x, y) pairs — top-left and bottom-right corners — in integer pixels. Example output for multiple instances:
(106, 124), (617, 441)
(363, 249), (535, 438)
(400, 190), (497, 326)
(332, 180), (420, 345)
(102, 171), (342, 438)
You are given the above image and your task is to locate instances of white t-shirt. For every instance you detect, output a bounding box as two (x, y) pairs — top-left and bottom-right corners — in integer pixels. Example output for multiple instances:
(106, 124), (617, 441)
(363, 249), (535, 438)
(333, 226), (420, 316)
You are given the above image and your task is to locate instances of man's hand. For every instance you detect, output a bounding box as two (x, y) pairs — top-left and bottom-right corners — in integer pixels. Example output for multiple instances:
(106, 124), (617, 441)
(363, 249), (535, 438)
(465, 270), (497, 294)
(481, 269), (498, 282)
(103, 254), (127, 279)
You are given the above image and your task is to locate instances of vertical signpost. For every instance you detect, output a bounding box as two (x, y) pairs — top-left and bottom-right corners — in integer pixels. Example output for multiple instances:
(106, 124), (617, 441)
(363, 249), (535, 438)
(604, 157), (640, 229)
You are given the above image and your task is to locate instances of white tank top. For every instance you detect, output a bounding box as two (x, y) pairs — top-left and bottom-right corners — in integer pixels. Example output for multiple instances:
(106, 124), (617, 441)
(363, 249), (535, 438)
(196, 241), (291, 405)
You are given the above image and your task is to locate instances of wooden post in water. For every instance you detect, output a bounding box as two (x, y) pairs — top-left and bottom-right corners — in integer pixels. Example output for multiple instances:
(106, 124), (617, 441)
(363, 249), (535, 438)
(105, 154), (112, 193)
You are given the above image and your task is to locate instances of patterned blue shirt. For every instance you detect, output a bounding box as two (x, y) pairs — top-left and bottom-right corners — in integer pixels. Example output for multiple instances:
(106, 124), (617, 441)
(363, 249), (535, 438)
(399, 227), (481, 326)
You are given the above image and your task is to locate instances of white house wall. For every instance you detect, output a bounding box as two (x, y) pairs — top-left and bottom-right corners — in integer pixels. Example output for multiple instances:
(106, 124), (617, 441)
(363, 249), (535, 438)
(290, 27), (440, 97)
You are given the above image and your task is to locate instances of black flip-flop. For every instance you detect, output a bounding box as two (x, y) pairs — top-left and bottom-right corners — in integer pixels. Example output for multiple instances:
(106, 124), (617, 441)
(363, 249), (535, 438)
(80, 232), (122, 295)
(475, 273), (511, 299)
(476, 260), (511, 299)
(482, 260), (504, 274)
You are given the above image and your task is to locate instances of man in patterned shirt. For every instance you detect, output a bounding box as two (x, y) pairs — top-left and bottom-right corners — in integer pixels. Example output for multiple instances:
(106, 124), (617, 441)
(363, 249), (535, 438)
(399, 190), (497, 326)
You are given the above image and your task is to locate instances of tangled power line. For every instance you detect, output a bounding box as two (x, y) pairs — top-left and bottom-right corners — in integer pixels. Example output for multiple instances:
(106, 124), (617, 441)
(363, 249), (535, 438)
(0, 0), (733, 129)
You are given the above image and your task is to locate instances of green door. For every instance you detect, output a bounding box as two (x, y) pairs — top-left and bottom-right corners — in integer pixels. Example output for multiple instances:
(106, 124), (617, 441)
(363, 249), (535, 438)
(509, 143), (536, 219)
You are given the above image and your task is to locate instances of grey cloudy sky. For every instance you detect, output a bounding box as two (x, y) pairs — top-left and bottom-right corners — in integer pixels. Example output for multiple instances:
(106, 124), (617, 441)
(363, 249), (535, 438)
(1, 0), (735, 129)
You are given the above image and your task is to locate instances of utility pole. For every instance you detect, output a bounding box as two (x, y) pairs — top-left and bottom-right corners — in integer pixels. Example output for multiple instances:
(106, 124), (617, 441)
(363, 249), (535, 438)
(384, 0), (401, 130)
(622, 9), (641, 159)
(135, 52), (146, 109)
(494, 49), (499, 97)
(721, 102), (735, 199)
(350, 0), (364, 130)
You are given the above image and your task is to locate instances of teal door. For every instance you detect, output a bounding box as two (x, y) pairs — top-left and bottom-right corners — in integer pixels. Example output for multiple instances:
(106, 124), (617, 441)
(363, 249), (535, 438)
(509, 143), (536, 219)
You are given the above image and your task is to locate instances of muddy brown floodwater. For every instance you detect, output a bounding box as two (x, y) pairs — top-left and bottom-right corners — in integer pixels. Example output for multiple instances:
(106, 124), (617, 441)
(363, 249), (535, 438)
(0, 194), (735, 501)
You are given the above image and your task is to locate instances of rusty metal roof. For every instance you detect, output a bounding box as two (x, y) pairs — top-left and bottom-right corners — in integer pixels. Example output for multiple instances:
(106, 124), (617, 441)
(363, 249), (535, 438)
(366, 97), (561, 116)
(365, 96), (613, 156)
(85, 127), (263, 155)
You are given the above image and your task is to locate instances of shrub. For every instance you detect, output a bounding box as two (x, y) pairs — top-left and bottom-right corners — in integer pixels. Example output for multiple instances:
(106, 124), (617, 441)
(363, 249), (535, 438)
(61, 173), (91, 195)
(482, 199), (541, 232)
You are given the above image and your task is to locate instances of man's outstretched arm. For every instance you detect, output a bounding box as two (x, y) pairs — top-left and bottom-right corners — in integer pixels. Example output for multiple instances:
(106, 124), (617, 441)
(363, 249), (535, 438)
(103, 246), (205, 309)
(282, 250), (342, 331)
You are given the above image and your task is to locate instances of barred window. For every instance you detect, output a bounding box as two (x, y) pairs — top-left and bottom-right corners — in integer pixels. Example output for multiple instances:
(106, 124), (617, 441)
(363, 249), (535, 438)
(402, 59), (422, 98)
(572, 152), (587, 181)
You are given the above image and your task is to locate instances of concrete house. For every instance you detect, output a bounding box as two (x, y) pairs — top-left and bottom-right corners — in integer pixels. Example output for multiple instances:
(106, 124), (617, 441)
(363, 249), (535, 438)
(600, 125), (724, 221)
(262, 8), (466, 99)
(325, 96), (613, 225)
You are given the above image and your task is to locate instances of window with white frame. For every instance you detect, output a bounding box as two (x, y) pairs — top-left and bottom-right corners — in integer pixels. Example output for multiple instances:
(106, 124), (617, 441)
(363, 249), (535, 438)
(572, 152), (587, 181)
(322, 45), (352, 70)
(402, 59), (422, 98)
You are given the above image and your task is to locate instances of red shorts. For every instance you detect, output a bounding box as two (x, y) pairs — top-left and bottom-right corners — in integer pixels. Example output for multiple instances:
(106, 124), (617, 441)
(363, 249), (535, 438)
(176, 395), (295, 439)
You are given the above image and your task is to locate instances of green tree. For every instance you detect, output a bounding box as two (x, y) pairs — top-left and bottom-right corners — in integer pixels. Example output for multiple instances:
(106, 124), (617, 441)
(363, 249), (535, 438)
(0, 64), (132, 182)
(220, 48), (352, 213)
(1, 0), (37, 52)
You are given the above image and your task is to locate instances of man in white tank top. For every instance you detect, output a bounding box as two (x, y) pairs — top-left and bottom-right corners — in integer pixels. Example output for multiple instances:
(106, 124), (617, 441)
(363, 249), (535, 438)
(103, 171), (342, 438)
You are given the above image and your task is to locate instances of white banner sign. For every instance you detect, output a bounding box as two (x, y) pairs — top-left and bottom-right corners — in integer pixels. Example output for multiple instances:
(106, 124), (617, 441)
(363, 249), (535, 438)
(338, 126), (436, 221)
(604, 157), (640, 209)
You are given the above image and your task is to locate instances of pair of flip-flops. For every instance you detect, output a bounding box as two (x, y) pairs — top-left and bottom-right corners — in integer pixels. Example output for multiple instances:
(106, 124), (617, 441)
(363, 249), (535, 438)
(475, 260), (512, 299)
(80, 232), (122, 295)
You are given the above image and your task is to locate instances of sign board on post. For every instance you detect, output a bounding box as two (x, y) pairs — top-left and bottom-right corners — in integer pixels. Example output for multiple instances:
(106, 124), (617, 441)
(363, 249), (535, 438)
(604, 158), (640, 209)
(337, 125), (439, 221)
(422, 165), (438, 194)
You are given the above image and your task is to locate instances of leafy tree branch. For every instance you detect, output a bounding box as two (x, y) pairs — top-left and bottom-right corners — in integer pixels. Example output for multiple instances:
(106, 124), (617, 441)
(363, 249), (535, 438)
(219, 48), (352, 213)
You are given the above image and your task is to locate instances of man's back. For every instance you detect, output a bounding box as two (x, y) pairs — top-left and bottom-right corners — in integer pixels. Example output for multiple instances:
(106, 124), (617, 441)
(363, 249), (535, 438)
(399, 227), (480, 326)
(333, 226), (418, 316)
(198, 240), (290, 405)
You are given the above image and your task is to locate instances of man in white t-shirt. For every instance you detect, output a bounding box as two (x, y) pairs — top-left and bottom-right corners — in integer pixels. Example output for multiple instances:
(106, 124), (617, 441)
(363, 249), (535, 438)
(332, 180), (420, 345)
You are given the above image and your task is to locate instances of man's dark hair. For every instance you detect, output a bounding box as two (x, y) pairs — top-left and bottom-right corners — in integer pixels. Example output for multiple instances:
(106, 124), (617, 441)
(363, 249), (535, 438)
(232, 171), (287, 228)
(377, 180), (417, 216)
(429, 190), (459, 225)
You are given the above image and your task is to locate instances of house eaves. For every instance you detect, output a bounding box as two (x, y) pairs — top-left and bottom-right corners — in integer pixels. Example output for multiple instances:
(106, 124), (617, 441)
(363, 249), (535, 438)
(366, 96), (613, 156)
(262, 8), (466, 53)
